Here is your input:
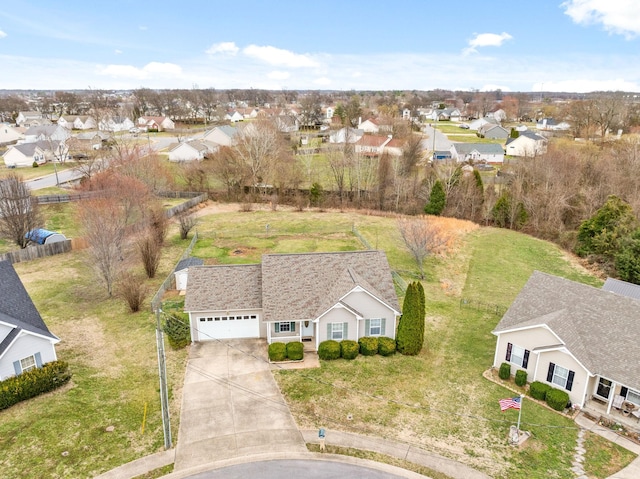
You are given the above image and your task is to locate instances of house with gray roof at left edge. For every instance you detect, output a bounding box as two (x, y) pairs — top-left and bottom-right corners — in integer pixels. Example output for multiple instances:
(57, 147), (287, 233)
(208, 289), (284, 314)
(0, 260), (60, 380)
(183, 250), (401, 351)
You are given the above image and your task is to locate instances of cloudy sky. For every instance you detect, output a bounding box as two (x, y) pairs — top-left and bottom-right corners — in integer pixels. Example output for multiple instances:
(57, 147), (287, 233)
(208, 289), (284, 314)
(0, 0), (639, 92)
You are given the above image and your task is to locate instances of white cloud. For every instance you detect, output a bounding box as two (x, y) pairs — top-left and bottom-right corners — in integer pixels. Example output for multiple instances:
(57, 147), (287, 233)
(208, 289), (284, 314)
(243, 44), (319, 68)
(0, 30), (7, 38)
(267, 70), (290, 80)
(114, 49), (122, 55)
(98, 62), (182, 79)
(464, 32), (513, 55)
(206, 41), (239, 55)
(562, 0), (640, 38)
(313, 77), (331, 86)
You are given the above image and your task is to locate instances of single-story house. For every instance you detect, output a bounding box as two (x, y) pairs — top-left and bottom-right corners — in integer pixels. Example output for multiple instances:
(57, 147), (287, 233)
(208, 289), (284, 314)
(174, 257), (205, 292)
(451, 143), (505, 164)
(23, 124), (70, 143)
(536, 118), (570, 131)
(0, 123), (25, 145)
(505, 131), (548, 157)
(477, 124), (510, 140)
(68, 131), (111, 151)
(0, 260), (60, 381)
(224, 111), (244, 123)
(202, 125), (239, 147)
(329, 127), (364, 144)
(168, 140), (209, 162)
(358, 118), (380, 134)
(492, 271), (640, 411)
(467, 117), (498, 132)
(355, 135), (392, 156)
(57, 115), (96, 130)
(15, 111), (48, 128)
(137, 116), (175, 131)
(3, 142), (47, 167)
(25, 229), (67, 245)
(184, 250), (401, 351)
(98, 116), (135, 132)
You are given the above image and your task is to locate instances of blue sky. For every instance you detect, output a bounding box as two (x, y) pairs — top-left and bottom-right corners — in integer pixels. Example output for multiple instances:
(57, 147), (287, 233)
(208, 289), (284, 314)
(0, 0), (639, 92)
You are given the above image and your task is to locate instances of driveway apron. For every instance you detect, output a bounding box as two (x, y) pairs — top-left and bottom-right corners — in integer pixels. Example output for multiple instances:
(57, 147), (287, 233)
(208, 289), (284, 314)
(173, 339), (307, 471)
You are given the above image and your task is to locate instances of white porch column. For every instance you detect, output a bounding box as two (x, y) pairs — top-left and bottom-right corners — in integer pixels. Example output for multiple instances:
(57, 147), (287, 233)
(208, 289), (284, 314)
(266, 322), (272, 344)
(606, 381), (618, 415)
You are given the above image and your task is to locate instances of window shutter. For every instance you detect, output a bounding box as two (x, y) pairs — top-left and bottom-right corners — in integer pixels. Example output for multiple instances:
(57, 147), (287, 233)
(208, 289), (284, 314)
(381, 318), (386, 336)
(291, 322), (295, 332)
(522, 350), (530, 369)
(275, 323), (280, 333)
(365, 319), (371, 335)
(621, 386), (629, 398)
(35, 352), (42, 368)
(13, 361), (21, 376)
(343, 322), (348, 339)
(506, 342), (512, 361)
(547, 363), (555, 382)
(566, 370), (575, 391)
(327, 323), (332, 340)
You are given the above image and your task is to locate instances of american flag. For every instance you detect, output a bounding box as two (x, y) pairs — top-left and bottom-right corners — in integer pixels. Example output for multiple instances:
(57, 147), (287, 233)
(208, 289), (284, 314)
(499, 396), (522, 411)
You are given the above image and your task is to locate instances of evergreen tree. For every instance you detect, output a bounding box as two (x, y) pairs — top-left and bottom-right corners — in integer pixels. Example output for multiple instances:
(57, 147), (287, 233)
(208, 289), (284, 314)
(396, 282), (424, 355)
(416, 281), (426, 351)
(424, 180), (446, 216)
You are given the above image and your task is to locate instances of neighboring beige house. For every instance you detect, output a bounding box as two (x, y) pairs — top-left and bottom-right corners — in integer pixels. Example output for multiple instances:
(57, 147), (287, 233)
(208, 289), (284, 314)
(15, 111), (48, 127)
(23, 124), (70, 143)
(3, 142), (47, 167)
(224, 111), (244, 123)
(451, 143), (505, 164)
(137, 116), (175, 131)
(478, 124), (510, 140)
(505, 131), (548, 157)
(329, 127), (364, 144)
(184, 250), (401, 351)
(168, 140), (209, 162)
(98, 116), (134, 132)
(493, 271), (640, 411)
(355, 134), (392, 156)
(57, 115), (96, 130)
(0, 123), (24, 145)
(359, 118), (380, 134)
(202, 125), (239, 146)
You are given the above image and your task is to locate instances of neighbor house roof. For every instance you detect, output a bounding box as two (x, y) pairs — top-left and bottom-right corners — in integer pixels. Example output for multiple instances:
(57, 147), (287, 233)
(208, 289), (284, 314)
(493, 271), (640, 391)
(0, 260), (59, 356)
(174, 257), (204, 273)
(453, 143), (504, 155)
(602, 277), (640, 301)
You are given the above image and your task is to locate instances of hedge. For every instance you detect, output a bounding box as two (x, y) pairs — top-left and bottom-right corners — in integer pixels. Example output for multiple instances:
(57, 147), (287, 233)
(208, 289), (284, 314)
(268, 342), (287, 362)
(286, 342), (304, 361)
(515, 369), (527, 387)
(163, 313), (191, 349)
(529, 381), (551, 401)
(340, 340), (359, 360)
(499, 362), (511, 380)
(358, 337), (378, 356)
(318, 340), (341, 360)
(0, 361), (72, 411)
(378, 337), (396, 356)
(546, 388), (570, 411)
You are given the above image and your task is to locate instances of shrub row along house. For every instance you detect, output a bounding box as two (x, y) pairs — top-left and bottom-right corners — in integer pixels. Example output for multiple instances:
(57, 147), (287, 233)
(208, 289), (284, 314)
(493, 271), (640, 414)
(183, 250), (401, 351)
(0, 260), (59, 380)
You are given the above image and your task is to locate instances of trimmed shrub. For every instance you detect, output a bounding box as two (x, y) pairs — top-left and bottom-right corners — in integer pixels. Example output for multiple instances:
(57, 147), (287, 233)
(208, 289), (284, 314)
(163, 313), (191, 349)
(318, 340), (341, 360)
(529, 381), (551, 401)
(378, 337), (396, 356)
(286, 342), (304, 361)
(340, 340), (359, 360)
(359, 337), (379, 356)
(546, 388), (570, 411)
(397, 282), (425, 355)
(499, 362), (511, 380)
(268, 342), (287, 362)
(0, 361), (72, 411)
(515, 369), (527, 387)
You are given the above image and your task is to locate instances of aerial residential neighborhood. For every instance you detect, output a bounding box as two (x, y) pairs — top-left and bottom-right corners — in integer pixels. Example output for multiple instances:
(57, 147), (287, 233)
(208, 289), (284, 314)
(1, 1), (640, 479)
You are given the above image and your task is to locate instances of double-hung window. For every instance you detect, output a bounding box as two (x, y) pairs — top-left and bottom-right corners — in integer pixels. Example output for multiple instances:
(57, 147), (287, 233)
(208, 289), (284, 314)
(546, 362), (575, 391)
(20, 355), (36, 373)
(505, 342), (529, 368)
(330, 322), (345, 340)
(275, 322), (295, 333)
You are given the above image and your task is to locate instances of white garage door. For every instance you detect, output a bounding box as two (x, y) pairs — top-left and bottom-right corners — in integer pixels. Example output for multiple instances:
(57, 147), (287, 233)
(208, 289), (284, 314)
(196, 313), (260, 340)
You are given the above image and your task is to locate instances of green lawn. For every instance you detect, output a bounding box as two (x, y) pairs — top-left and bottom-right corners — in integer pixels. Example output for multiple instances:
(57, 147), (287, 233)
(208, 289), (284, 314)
(0, 163), (73, 181)
(0, 208), (635, 478)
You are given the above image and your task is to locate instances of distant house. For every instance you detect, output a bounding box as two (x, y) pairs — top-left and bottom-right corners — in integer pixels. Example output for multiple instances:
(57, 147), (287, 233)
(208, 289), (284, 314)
(15, 111), (48, 128)
(168, 140), (209, 162)
(355, 135), (392, 156)
(505, 131), (548, 157)
(224, 111), (244, 123)
(451, 143), (505, 164)
(174, 257), (205, 292)
(203, 125), (239, 147)
(536, 118), (570, 131)
(428, 108), (461, 122)
(3, 142), (47, 167)
(384, 138), (404, 157)
(23, 124), (70, 143)
(68, 131), (110, 151)
(137, 116), (175, 131)
(329, 127), (364, 144)
(25, 229), (67, 245)
(184, 250), (401, 351)
(0, 123), (24, 145)
(98, 116), (134, 133)
(359, 118), (380, 134)
(274, 115), (299, 133)
(478, 124), (510, 140)
(487, 109), (507, 122)
(57, 115), (96, 130)
(467, 117), (498, 131)
(0, 260), (60, 381)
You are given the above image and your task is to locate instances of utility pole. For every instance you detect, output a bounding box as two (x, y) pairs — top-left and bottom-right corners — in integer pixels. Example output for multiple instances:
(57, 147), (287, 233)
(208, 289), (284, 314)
(156, 309), (172, 449)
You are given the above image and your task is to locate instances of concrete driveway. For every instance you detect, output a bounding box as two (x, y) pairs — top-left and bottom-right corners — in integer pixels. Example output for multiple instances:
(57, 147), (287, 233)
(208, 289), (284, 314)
(174, 339), (307, 471)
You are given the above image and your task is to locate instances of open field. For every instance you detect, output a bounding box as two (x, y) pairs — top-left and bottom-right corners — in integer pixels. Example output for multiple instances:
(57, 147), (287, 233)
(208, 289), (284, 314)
(0, 204), (635, 478)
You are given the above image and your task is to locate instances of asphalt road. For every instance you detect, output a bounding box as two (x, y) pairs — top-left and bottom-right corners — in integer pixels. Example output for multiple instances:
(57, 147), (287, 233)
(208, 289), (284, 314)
(182, 459), (416, 479)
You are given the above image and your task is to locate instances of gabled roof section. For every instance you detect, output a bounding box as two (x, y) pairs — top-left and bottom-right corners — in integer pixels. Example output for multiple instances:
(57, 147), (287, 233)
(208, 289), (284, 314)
(261, 250), (399, 322)
(494, 271), (640, 391)
(174, 257), (204, 273)
(602, 277), (640, 301)
(184, 264), (262, 312)
(0, 260), (58, 342)
(453, 143), (504, 155)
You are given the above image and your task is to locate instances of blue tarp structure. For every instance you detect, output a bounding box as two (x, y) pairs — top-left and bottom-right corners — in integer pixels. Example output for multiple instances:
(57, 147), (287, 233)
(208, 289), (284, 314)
(25, 228), (60, 245)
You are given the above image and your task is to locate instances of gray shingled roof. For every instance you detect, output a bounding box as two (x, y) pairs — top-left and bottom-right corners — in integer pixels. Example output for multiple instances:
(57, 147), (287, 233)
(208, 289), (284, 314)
(174, 257), (204, 273)
(261, 250), (399, 322)
(183, 251), (400, 324)
(184, 264), (262, 312)
(0, 260), (59, 355)
(602, 277), (640, 301)
(453, 143), (505, 155)
(493, 271), (640, 391)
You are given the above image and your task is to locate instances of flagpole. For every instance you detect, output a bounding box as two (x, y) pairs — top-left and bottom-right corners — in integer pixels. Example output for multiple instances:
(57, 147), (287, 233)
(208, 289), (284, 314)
(514, 394), (524, 442)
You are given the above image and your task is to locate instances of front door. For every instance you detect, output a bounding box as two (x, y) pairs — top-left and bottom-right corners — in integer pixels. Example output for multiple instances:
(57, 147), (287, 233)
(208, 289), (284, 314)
(596, 377), (612, 399)
(301, 320), (314, 341)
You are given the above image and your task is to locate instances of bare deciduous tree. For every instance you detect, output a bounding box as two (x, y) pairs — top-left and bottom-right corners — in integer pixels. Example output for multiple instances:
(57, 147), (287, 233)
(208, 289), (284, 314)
(397, 216), (452, 279)
(116, 271), (148, 313)
(137, 230), (162, 279)
(0, 174), (42, 248)
(178, 211), (197, 240)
